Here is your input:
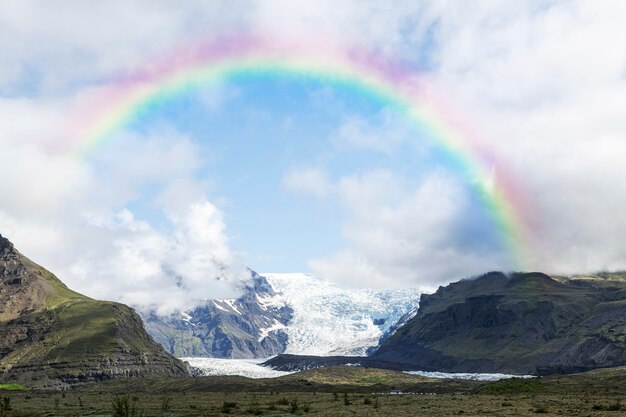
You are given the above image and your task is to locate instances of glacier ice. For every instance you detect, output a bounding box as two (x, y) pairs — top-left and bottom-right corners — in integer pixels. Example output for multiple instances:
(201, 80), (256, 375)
(260, 273), (421, 356)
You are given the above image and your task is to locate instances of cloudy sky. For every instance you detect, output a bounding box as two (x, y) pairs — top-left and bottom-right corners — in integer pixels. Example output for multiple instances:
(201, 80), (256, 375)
(1, 1), (626, 313)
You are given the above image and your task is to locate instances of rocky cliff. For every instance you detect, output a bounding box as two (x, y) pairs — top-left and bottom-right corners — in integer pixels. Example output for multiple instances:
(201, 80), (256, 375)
(374, 271), (626, 375)
(0, 234), (191, 388)
(142, 272), (293, 358)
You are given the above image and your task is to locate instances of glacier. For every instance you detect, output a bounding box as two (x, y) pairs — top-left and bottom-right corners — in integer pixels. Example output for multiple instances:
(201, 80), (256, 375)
(142, 271), (421, 359)
(182, 357), (292, 378)
(259, 273), (422, 356)
(182, 357), (531, 381)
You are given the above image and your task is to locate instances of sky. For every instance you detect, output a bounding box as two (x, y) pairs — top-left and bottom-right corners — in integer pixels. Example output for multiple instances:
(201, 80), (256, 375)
(1, 1), (626, 313)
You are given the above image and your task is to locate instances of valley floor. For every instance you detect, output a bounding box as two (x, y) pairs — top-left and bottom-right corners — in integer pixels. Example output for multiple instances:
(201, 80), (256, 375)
(0, 366), (624, 416)
(1, 391), (625, 416)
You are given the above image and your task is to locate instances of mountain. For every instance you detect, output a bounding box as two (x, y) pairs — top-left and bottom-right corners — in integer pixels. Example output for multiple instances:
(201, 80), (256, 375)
(0, 234), (190, 388)
(142, 271), (293, 358)
(142, 273), (421, 358)
(373, 271), (626, 375)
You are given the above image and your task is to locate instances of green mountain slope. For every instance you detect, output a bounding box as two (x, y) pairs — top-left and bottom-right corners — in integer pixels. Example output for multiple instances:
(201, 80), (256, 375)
(374, 272), (626, 374)
(0, 234), (190, 388)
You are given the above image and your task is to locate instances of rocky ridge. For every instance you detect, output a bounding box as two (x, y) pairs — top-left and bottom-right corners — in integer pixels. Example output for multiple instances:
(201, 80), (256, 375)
(374, 271), (626, 375)
(0, 234), (191, 388)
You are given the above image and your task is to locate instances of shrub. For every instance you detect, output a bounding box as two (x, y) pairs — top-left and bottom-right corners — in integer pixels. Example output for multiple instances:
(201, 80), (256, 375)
(593, 401), (622, 411)
(0, 397), (11, 417)
(112, 396), (142, 417)
(221, 401), (238, 414)
(607, 401), (623, 411)
(160, 396), (172, 411)
(290, 399), (299, 413)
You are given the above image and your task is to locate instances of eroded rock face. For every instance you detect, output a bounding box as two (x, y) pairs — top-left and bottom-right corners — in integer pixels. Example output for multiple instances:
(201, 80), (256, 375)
(0, 234), (191, 388)
(142, 272), (293, 358)
(374, 272), (626, 375)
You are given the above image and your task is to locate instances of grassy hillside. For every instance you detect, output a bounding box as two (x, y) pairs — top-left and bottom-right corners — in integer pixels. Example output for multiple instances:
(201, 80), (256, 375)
(0, 234), (190, 388)
(375, 271), (626, 374)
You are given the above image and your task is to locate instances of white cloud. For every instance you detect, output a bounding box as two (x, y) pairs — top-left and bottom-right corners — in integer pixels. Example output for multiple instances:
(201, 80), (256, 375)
(0, 0), (253, 93)
(305, 170), (510, 289)
(0, 102), (248, 312)
(73, 201), (249, 315)
(419, 0), (626, 274)
(1, 0), (626, 299)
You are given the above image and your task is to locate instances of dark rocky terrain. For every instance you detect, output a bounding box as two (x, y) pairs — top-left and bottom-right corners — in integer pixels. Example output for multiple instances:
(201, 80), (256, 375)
(374, 271), (626, 375)
(265, 272), (626, 376)
(141, 272), (293, 358)
(0, 234), (190, 388)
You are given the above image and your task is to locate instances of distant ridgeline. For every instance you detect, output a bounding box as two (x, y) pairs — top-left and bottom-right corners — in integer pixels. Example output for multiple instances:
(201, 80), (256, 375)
(2, 229), (624, 384)
(266, 272), (626, 375)
(141, 273), (421, 359)
(142, 272), (293, 359)
(374, 271), (626, 374)
(0, 234), (190, 389)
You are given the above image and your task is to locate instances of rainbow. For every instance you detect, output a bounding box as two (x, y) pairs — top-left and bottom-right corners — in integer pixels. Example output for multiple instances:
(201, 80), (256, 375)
(61, 35), (530, 268)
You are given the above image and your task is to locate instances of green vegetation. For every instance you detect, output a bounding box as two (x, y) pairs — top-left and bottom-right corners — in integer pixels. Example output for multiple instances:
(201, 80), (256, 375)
(0, 381), (623, 416)
(0, 397), (10, 417)
(376, 271), (626, 374)
(476, 378), (547, 395)
(112, 396), (142, 417)
(0, 385), (28, 391)
(281, 365), (438, 386)
(0, 365), (622, 415)
(0, 237), (190, 388)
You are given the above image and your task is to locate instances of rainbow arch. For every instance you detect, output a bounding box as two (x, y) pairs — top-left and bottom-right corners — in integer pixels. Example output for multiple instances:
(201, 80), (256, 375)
(62, 35), (529, 269)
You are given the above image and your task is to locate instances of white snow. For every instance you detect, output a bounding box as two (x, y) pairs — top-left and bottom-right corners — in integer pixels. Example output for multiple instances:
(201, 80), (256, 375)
(179, 311), (196, 327)
(182, 357), (293, 379)
(181, 357), (534, 381)
(404, 371), (535, 381)
(259, 273), (421, 356)
(258, 319), (287, 342)
(222, 299), (242, 315)
(212, 300), (229, 313)
(256, 293), (285, 310)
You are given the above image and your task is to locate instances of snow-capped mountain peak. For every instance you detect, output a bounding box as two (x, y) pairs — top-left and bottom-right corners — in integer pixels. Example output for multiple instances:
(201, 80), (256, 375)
(142, 271), (421, 359)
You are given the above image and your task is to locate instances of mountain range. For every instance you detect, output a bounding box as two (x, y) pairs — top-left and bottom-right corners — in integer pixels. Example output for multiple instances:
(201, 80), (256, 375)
(266, 271), (626, 375)
(141, 272), (421, 358)
(2, 231), (626, 389)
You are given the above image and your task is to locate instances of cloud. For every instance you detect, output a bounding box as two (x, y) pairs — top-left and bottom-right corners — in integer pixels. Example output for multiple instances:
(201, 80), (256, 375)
(0, 0), (253, 93)
(419, 0), (626, 274)
(0, 109), (249, 312)
(73, 201), (250, 315)
(1, 0), (626, 300)
(290, 169), (511, 289)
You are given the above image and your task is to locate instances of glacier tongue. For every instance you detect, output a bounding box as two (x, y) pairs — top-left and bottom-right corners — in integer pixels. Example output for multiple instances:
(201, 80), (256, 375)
(260, 273), (421, 356)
